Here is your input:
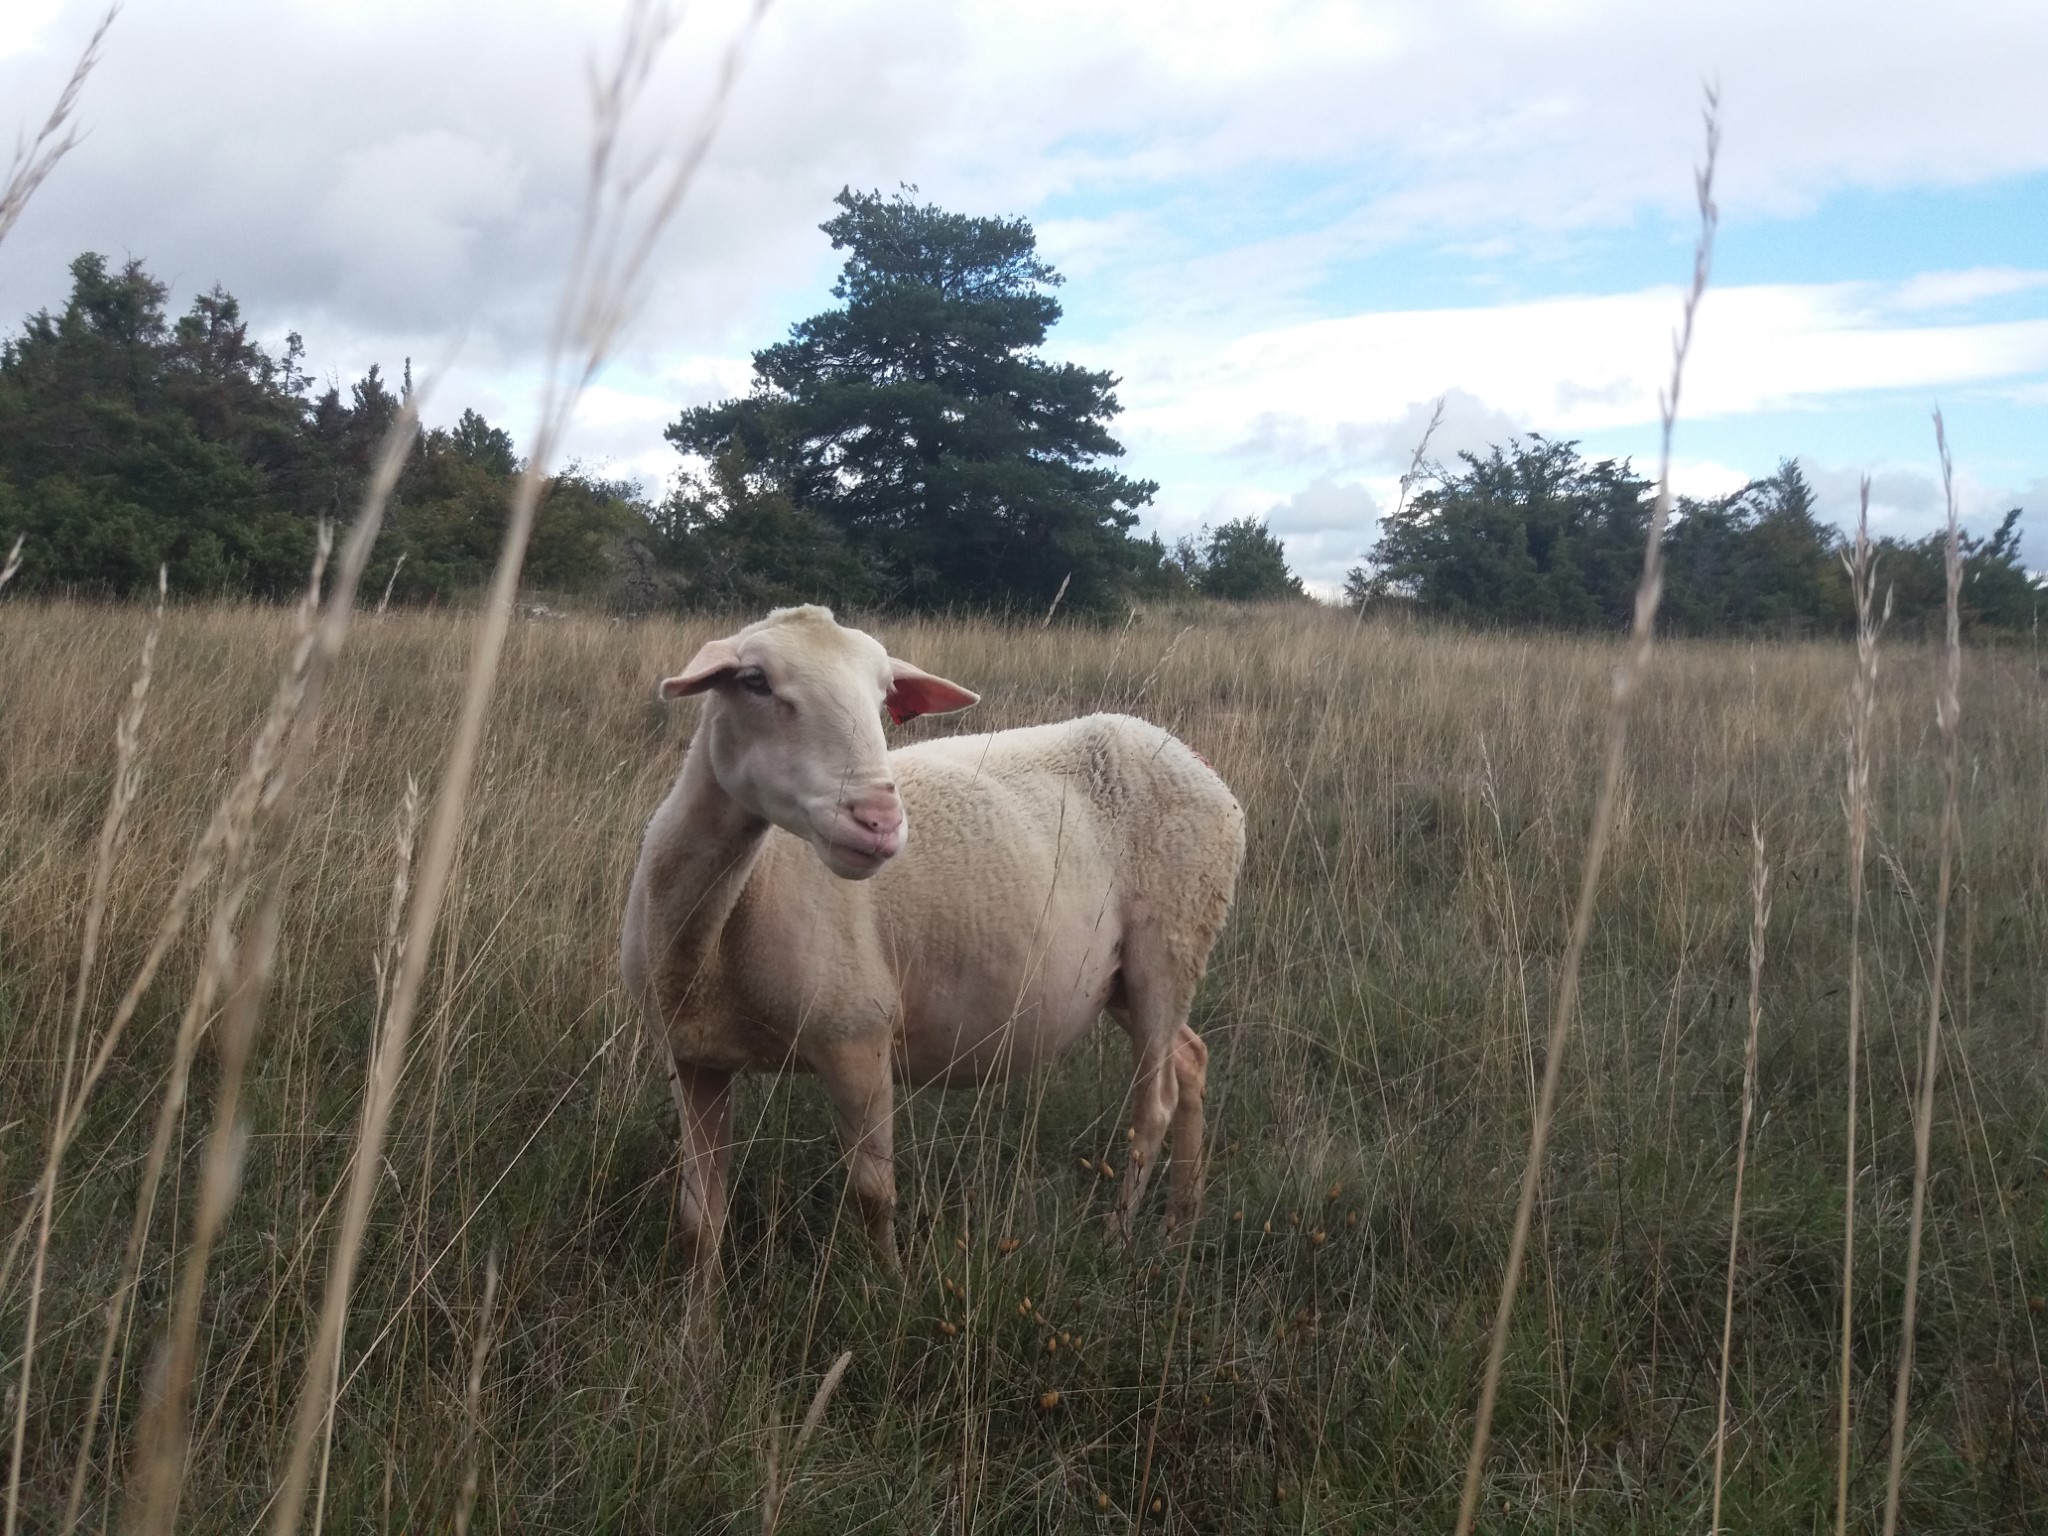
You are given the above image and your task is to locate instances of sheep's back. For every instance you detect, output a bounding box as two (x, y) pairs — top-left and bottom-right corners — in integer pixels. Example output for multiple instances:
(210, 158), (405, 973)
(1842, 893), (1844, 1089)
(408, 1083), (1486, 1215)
(889, 713), (1244, 953)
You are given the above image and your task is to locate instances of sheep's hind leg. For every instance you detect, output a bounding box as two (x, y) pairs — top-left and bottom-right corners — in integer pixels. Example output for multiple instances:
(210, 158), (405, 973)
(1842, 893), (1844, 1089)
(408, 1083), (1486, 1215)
(809, 1036), (902, 1278)
(670, 1058), (734, 1289)
(1111, 929), (1200, 1233)
(1165, 1025), (1209, 1226)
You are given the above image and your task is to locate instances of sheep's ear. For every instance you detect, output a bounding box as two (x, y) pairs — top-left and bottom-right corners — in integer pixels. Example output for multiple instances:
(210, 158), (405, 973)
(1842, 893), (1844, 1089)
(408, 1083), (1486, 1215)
(659, 638), (743, 700)
(885, 659), (978, 724)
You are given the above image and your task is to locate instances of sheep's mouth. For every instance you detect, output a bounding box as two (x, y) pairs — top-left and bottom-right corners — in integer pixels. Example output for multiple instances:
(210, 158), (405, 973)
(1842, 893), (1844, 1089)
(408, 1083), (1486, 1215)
(819, 836), (898, 878)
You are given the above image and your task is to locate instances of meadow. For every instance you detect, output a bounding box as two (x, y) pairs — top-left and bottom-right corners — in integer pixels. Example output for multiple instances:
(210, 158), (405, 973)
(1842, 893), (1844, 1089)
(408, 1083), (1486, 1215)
(1, 596), (2044, 1533)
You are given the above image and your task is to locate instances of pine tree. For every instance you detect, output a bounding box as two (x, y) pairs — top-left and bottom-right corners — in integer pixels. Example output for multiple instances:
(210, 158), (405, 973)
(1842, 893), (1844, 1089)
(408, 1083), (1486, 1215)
(666, 187), (1157, 613)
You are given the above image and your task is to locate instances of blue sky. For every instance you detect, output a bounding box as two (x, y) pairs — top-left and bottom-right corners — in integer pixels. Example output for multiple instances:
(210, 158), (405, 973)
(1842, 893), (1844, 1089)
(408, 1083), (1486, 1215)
(3, 0), (2043, 595)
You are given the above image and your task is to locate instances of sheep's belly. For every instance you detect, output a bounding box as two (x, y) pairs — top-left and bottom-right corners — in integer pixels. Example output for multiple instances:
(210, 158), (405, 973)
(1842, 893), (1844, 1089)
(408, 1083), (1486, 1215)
(892, 932), (1121, 1087)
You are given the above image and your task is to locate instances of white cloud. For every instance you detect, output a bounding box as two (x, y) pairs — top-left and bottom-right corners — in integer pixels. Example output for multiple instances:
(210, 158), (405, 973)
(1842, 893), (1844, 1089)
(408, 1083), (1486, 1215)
(1795, 456), (2040, 547)
(0, 0), (66, 61)
(1890, 268), (2048, 313)
(1109, 277), (2048, 471)
(0, 0), (2042, 573)
(1266, 476), (1380, 535)
(314, 132), (524, 323)
(7, 0), (2045, 369)
(1668, 459), (1753, 500)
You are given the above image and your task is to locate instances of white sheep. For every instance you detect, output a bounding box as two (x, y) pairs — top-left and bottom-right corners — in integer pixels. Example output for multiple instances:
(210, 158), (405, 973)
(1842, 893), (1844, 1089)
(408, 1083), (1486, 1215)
(620, 605), (1244, 1280)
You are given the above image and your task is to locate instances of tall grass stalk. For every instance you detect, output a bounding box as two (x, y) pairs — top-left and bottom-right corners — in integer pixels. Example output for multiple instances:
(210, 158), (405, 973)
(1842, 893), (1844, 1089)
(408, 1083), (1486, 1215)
(1879, 412), (1965, 1536)
(449, 1252), (501, 1536)
(1710, 826), (1769, 1533)
(3, 570), (160, 1536)
(1453, 89), (1719, 1536)
(758, 1349), (852, 1536)
(111, 527), (347, 1529)
(1353, 396), (1441, 620)
(268, 6), (768, 1528)
(0, 6), (116, 252)
(125, 905), (272, 1534)
(0, 58), (120, 1526)
(2, 590), (2040, 1528)
(46, 397), (419, 1528)
(1835, 478), (1886, 1534)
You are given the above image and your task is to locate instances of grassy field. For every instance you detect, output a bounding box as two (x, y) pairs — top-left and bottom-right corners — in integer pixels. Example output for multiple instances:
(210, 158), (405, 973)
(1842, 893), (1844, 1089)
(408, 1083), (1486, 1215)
(1, 596), (2044, 1533)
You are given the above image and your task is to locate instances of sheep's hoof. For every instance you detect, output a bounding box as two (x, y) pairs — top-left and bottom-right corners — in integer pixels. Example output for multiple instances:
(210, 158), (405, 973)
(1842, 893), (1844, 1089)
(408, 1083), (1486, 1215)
(871, 1237), (904, 1284)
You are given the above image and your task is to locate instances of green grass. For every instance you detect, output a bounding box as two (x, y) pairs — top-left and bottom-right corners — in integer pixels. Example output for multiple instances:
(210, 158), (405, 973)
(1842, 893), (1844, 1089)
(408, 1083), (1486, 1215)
(2, 599), (2045, 1532)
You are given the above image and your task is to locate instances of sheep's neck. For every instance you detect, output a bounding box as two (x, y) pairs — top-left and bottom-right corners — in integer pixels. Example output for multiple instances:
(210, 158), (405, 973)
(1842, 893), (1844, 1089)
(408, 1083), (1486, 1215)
(646, 737), (769, 995)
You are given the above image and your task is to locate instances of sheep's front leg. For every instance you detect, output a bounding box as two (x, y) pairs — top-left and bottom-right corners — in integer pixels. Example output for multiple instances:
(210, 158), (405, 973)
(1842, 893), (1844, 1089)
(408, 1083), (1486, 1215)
(669, 1058), (733, 1287)
(810, 1037), (900, 1277)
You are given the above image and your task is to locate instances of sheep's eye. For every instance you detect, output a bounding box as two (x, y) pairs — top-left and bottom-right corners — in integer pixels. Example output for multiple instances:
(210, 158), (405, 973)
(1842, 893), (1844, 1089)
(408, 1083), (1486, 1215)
(736, 668), (773, 698)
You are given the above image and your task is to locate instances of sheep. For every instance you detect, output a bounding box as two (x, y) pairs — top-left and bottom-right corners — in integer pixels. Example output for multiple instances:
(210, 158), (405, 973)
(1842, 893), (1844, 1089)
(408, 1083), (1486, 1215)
(620, 605), (1245, 1281)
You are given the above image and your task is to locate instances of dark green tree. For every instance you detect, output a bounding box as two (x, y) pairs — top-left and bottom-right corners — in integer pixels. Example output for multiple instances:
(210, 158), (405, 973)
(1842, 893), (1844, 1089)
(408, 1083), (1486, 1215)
(665, 187), (1157, 613)
(372, 428), (645, 602)
(0, 254), (317, 594)
(1874, 507), (2038, 637)
(1195, 516), (1303, 600)
(1734, 461), (1844, 627)
(450, 407), (517, 476)
(652, 444), (871, 610)
(1360, 436), (1654, 628)
(1664, 460), (1848, 633)
(0, 252), (657, 605)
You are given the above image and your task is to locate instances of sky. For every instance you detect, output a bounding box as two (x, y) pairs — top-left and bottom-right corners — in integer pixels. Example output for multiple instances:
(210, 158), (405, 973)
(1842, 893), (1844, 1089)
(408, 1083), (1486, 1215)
(3, 0), (2044, 598)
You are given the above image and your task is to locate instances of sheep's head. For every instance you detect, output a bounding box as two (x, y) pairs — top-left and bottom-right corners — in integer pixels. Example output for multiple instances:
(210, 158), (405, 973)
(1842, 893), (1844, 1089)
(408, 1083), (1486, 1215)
(659, 606), (978, 879)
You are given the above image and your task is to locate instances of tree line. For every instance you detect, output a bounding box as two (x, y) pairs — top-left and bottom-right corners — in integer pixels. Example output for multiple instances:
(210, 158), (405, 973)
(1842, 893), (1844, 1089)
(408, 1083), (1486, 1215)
(0, 254), (644, 603)
(1349, 437), (2038, 637)
(0, 191), (1302, 614)
(4, 190), (2022, 632)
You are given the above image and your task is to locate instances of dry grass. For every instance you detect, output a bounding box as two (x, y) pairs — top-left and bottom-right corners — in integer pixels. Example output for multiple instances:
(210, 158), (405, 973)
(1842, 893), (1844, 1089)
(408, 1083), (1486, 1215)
(2, 596), (2045, 1531)
(1, 17), (2041, 1532)
(1454, 89), (1718, 1536)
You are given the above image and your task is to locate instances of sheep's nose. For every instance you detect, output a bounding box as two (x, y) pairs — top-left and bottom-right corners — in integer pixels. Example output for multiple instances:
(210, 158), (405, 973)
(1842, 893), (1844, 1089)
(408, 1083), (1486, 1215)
(848, 792), (903, 836)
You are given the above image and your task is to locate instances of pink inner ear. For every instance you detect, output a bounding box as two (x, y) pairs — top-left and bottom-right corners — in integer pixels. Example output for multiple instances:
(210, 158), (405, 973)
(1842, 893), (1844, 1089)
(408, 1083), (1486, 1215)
(885, 660), (979, 723)
(659, 637), (743, 699)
